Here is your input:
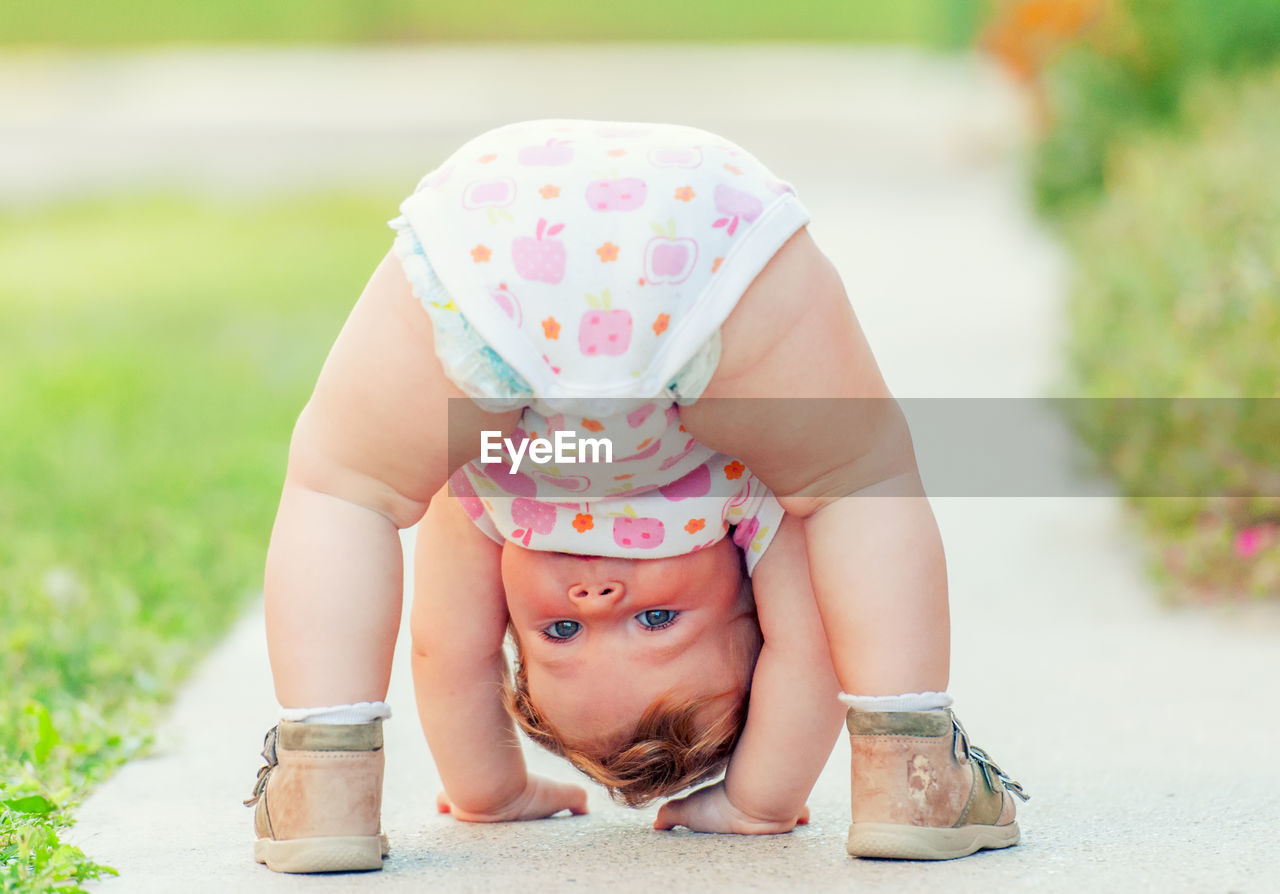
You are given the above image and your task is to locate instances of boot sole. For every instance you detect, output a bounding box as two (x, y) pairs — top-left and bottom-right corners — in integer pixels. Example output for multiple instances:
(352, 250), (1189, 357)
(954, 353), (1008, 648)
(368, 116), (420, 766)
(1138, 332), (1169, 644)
(847, 821), (1019, 860)
(254, 834), (389, 873)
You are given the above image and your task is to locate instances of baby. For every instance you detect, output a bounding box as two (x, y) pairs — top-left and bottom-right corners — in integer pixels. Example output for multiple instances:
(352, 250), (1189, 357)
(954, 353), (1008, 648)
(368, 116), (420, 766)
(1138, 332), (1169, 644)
(245, 119), (1027, 873)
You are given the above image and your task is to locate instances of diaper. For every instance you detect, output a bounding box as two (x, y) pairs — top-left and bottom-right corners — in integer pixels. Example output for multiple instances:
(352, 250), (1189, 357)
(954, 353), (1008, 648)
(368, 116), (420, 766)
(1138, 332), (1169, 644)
(390, 118), (810, 418)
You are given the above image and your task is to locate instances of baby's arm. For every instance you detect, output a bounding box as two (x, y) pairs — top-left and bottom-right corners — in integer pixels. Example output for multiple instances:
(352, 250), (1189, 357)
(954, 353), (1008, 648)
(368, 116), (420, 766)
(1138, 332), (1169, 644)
(411, 485), (587, 822)
(655, 513), (845, 833)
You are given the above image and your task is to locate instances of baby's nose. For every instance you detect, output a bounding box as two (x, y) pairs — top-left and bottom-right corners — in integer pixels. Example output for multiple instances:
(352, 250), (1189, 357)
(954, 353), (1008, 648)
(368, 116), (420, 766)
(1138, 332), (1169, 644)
(568, 581), (625, 602)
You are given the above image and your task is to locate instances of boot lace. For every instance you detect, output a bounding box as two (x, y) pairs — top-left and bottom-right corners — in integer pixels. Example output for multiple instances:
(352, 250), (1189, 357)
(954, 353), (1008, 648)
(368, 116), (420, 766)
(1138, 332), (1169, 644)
(243, 725), (279, 807)
(952, 714), (1029, 802)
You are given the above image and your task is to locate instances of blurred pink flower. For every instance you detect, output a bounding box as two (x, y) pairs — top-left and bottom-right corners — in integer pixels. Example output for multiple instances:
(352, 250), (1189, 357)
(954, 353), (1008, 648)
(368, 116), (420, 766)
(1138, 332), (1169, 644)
(1233, 524), (1277, 559)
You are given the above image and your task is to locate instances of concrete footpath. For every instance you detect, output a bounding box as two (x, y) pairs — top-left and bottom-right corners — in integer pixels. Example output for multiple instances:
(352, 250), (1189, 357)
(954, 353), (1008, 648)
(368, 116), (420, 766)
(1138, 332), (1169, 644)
(8, 45), (1275, 891)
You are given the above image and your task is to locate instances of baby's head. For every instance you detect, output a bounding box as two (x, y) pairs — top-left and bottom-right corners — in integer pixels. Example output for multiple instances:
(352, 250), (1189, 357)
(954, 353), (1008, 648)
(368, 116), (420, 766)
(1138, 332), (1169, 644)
(499, 537), (761, 806)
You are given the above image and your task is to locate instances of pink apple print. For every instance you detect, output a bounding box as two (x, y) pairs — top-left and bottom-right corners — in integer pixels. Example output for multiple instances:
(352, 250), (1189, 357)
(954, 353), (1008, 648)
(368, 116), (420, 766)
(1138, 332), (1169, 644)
(765, 178), (794, 195)
(660, 464), (711, 501)
(585, 177), (648, 211)
(462, 177), (516, 209)
(732, 516), (760, 550)
(449, 470), (484, 520)
(518, 139), (574, 166)
(490, 284), (522, 326)
(644, 220), (698, 285)
(613, 515), (665, 550)
(511, 498), (556, 546)
(658, 436), (702, 471)
(479, 434), (539, 496)
(512, 219), (567, 284)
(626, 403), (655, 428)
(725, 475), (752, 510)
(463, 177), (517, 224)
(713, 185), (764, 237)
(578, 289), (632, 357)
(534, 472), (592, 493)
(647, 146), (703, 168)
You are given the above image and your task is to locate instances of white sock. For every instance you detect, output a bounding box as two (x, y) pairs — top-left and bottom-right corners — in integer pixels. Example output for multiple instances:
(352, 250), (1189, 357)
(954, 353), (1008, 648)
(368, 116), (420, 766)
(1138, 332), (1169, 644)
(838, 691), (953, 712)
(279, 701), (392, 724)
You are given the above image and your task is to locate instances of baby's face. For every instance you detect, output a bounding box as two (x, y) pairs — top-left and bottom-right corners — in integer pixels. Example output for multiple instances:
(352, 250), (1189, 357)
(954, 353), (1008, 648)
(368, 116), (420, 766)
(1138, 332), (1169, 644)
(501, 538), (756, 749)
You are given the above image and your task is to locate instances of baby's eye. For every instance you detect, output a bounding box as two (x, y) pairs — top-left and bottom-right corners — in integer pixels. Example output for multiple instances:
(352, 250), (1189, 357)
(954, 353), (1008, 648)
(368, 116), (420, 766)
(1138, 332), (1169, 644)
(542, 620), (582, 641)
(636, 609), (678, 629)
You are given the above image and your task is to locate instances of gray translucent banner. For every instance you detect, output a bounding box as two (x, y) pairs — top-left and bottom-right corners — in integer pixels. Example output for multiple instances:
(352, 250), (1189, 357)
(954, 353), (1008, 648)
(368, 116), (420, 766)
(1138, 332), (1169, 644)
(447, 398), (1280, 498)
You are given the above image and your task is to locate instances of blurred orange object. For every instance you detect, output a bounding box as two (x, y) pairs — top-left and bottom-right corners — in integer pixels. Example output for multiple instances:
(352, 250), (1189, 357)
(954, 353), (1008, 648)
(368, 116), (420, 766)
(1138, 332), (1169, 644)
(980, 0), (1108, 129)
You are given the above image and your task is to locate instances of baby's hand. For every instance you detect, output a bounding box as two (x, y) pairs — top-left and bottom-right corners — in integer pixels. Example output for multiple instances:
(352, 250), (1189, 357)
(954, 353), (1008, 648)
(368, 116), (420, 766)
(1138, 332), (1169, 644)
(654, 781), (809, 835)
(435, 774), (588, 823)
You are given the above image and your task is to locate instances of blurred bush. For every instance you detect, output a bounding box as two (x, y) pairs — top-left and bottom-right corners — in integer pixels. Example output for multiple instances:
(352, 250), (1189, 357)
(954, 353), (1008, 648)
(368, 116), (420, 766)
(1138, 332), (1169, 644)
(1063, 68), (1280, 600)
(1033, 0), (1280, 211)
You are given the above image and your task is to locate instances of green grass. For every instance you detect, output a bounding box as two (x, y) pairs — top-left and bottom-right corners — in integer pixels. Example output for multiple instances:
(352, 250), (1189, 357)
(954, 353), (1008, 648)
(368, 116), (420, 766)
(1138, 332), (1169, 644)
(1061, 67), (1280, 602)
(1, 0), (983, 48)
(0, 190), (400, 890)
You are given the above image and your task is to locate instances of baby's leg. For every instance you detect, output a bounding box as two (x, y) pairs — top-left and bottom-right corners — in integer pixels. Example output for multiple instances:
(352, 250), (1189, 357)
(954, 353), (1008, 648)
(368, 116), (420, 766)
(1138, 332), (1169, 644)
(683, 229), (1025, 860)
(266, 250), (521, 708)
(680, 228), (949, 696)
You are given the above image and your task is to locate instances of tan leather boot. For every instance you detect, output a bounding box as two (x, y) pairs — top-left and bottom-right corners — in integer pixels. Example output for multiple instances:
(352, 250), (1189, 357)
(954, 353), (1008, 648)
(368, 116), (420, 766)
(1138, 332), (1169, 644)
(845, 709), (1027, 860)
(244, 721), (389, 872)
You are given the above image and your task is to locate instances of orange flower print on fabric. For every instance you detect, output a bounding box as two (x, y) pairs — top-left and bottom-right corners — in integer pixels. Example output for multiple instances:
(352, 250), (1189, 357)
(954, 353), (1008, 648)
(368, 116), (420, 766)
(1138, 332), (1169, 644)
(723, 461), (745, 480)
(724, 163), (743, 175)
(685, 518), (706, 534)
(479, 154), (498, 164)
(597, 242), (620, 263)
(541, 316), (561, 340)
(539, 184), (560, 199)
(607, 148), (627, 157)
(581, 418), (604, 432)
(572, 513), (594, 533)
(653, 313), (670, 336)
(674, 186), (695, 202)
(471, 244), (492, 263)
(712, 257), (724, 273)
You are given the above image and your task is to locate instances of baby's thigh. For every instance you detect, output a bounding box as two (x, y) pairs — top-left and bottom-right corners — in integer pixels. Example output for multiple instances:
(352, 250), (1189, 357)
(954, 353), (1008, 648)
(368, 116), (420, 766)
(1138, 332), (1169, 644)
(289, 250), (521, 527)
(680, 229), (913, 509)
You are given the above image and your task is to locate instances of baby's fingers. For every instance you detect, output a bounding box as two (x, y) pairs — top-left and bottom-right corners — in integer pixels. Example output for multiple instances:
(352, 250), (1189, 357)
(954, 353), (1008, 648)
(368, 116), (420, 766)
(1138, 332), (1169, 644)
(652, 800), (686, 832)
(656, 790), (809, 834)
(654, 794), (720, 832)
(528, 777), (589, 819)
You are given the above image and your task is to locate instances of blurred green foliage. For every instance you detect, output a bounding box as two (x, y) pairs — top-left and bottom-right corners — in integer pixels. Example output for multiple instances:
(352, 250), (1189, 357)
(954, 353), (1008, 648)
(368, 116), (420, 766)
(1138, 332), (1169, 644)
(1034, 0), (1280, 210)
(0, 192), (397, 890)
(0, 0), (984, 47)
(1062, 68), (1280, 601)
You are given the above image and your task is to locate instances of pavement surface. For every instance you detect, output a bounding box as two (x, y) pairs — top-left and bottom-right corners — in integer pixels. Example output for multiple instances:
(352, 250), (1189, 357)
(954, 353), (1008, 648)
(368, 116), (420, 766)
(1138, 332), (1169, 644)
(8, 44), (1275, 892)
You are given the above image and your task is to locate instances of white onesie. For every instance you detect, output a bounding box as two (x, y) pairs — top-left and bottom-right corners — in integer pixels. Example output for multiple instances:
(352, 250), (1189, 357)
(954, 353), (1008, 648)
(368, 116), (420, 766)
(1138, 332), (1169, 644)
(391, 119), (809, 571)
